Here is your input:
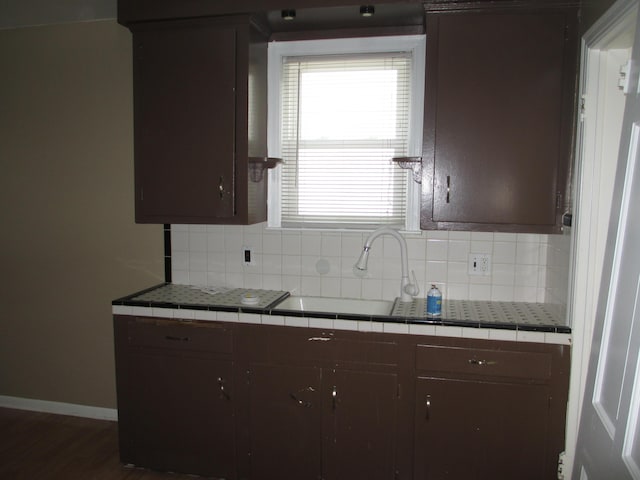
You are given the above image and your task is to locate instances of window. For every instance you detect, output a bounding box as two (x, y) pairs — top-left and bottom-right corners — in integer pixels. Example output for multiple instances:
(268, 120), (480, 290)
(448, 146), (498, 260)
(268, 35), (425, 230)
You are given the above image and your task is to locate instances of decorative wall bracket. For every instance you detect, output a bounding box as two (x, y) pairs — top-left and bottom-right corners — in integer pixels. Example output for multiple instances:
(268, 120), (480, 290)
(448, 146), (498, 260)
(248, 157), (282, 182)
(392, 157), (422, 184)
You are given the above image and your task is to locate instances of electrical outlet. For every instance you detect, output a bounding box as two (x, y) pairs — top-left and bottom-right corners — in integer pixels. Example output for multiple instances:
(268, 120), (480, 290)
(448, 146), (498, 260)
(468, 254), (491, 276)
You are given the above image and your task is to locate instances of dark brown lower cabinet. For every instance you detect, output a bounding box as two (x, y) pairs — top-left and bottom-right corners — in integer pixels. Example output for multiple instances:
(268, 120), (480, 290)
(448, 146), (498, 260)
(124, 354), (235, 476)
(114, 317), (236, 478)
(414, 377), (550, 480)
(245, 366), (398, 480)
(246, 363), (322, 480)
(113, 317), (569, 480)
(240, 327), (400, 480)
(412, 341), (569, 480)
(323, 369), (398, 480)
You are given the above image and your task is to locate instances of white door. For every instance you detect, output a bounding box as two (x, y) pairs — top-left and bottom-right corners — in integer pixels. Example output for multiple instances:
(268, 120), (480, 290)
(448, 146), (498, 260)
(573, 6), (640, 478)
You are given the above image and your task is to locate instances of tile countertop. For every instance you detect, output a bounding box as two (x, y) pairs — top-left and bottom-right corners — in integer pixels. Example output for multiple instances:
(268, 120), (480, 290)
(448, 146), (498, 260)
(112, 283), (571, 345)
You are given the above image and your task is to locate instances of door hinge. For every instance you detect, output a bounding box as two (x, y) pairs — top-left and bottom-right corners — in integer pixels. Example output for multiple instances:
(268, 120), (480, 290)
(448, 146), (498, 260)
(557, 451), (566, 479)
(619, 60), (631, 94)
(579, 95), (586, 122)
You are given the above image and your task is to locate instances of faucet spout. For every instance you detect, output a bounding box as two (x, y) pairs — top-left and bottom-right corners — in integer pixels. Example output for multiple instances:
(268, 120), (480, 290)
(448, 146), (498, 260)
(354, 226), (419, 302)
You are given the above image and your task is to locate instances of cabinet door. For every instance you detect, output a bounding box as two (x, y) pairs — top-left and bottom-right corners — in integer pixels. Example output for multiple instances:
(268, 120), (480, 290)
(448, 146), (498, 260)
(323, 369), (398, 480)
(414, 377), (550, 480)
(247, 363), (322, 480)
(122, 353), (236, 478)
(422, 11), (577, 232)
(133, 23), (236, 222)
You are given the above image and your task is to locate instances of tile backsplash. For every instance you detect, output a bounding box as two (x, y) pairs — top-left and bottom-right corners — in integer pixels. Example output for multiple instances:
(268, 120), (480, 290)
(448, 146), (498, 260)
(170, 223), (571, 310)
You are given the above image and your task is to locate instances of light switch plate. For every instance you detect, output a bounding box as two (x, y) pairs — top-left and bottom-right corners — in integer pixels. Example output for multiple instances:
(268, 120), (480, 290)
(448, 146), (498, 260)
(243, 246), (254, 266)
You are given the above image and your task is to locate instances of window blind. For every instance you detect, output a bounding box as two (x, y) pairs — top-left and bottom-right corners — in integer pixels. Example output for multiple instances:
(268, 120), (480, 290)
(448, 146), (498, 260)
(280, 53), (412, 228)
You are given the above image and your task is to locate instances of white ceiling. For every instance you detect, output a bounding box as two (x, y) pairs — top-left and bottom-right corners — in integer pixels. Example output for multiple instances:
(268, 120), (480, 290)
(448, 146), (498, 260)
(0, 0), (116, 29)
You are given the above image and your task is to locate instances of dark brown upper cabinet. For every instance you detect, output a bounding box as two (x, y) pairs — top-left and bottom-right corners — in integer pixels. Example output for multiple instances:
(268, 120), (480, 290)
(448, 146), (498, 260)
(420, 6), (579, 233)
(127, 15), (270, 224)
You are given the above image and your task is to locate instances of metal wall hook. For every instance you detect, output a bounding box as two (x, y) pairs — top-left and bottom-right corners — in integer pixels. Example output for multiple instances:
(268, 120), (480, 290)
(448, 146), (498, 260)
(392, 157), (422, 183)
(248, 157), (282, 182)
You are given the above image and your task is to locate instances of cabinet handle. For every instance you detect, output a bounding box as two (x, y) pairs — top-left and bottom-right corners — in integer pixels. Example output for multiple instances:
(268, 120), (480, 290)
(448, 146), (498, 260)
(164, 335), (189, 342)
(219, 176), (225, 199)
(425, 395), (431, 422)
(332, 385), (337, 411)
(218, 377), (231, 400)
(289, 386), (315, 408)
(289, 393), (312, 408)
(468, 359), (497, 366)
(446, 175), (451, 203)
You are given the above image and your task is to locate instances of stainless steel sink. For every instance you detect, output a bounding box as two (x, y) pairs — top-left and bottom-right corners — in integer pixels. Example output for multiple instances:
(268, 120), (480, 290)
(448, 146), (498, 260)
(274, 296), (394, 316)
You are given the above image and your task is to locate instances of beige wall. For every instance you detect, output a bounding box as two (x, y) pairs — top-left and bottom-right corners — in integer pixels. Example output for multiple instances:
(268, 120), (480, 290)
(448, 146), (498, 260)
(0, 20), (163, 409)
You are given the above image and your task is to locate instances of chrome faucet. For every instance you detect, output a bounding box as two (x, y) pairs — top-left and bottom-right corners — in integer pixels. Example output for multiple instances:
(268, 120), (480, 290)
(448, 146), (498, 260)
(353, 226), (419, 302)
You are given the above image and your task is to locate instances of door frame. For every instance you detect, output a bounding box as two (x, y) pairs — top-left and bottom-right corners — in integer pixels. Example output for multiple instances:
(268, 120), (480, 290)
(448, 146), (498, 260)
(565, 0), (638, 477)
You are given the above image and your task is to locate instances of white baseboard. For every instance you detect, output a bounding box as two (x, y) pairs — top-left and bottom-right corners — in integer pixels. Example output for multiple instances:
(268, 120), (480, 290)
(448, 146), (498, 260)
(0, 395), (117, 421)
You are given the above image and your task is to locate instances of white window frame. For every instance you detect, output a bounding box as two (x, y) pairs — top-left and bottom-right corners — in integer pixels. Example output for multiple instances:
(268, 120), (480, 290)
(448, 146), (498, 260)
(267, 35), (426, 231)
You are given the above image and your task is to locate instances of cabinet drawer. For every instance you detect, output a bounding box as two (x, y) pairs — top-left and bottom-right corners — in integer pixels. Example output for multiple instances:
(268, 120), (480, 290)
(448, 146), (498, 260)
(128, 318), (232, 354)
(415, 344), (551, 381)
(333, 338), (398, 366)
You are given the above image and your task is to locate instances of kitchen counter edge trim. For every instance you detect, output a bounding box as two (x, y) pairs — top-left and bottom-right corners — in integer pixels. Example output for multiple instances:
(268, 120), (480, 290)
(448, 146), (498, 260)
(112, 292), (571, 346)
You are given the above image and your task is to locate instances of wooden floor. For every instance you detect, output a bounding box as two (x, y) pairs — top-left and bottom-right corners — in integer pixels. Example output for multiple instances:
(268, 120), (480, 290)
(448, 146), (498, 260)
(0, 407), (213, 480)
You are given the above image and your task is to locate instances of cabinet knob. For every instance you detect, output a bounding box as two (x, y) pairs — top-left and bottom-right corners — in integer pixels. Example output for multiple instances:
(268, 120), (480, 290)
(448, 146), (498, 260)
(289, 386), (315, 408)
(289, 392), (312, 408)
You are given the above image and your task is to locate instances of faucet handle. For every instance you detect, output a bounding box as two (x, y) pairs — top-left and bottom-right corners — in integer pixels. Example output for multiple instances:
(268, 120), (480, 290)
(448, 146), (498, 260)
(404, 270), (420, 297)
